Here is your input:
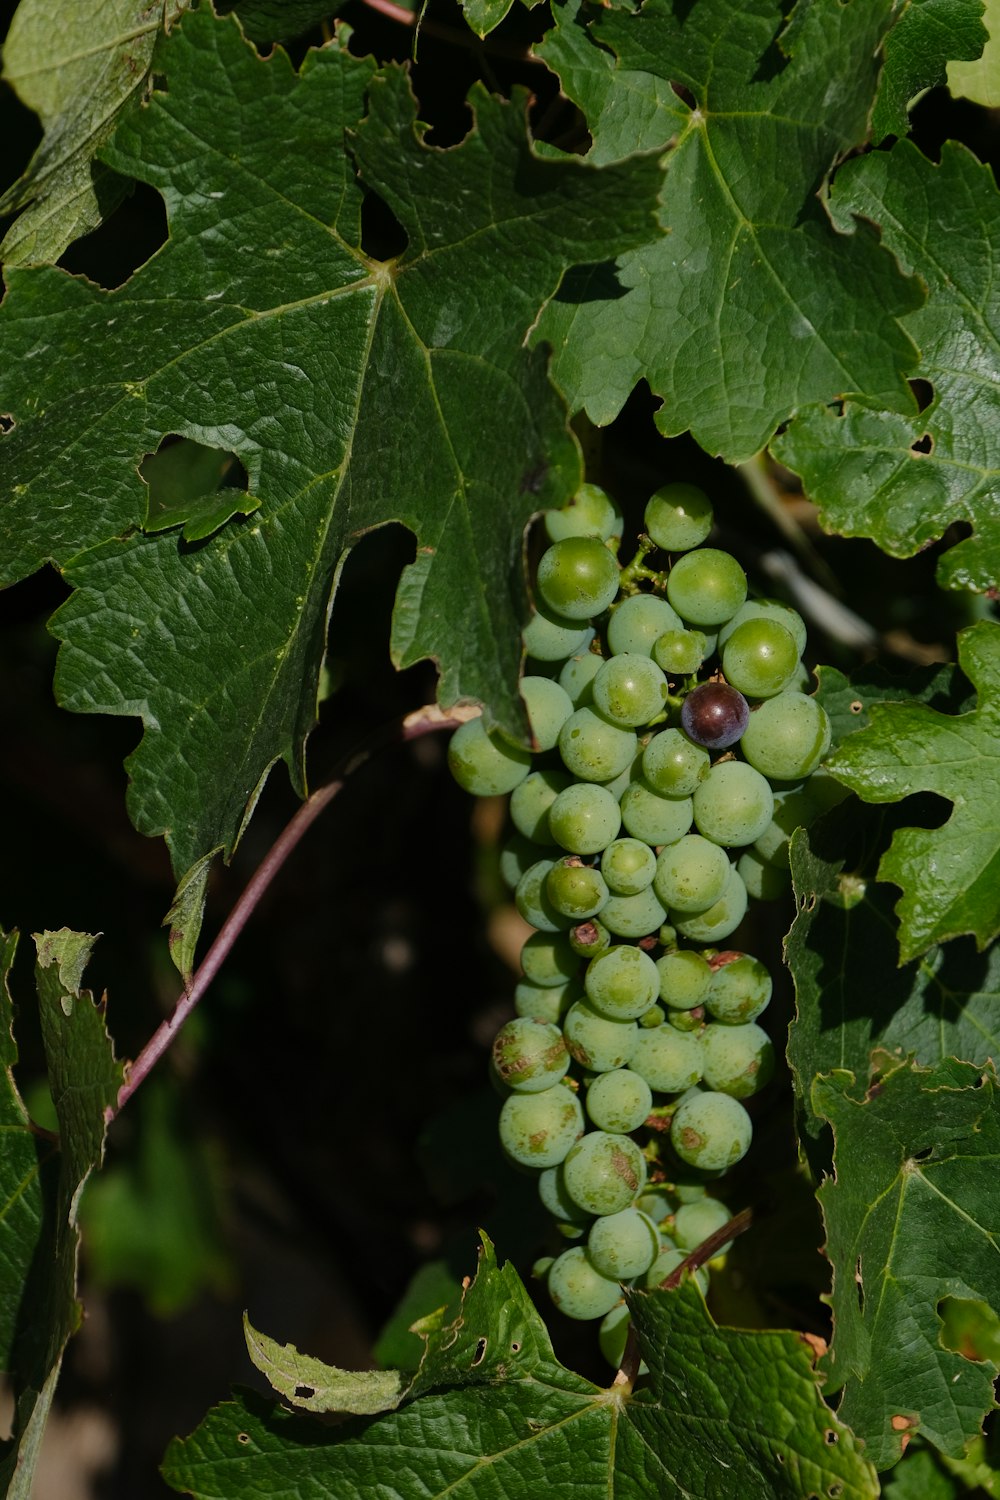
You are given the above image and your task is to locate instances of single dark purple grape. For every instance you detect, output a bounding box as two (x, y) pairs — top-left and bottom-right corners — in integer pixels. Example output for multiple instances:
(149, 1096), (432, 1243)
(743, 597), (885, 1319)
(680, 682), (750, 749)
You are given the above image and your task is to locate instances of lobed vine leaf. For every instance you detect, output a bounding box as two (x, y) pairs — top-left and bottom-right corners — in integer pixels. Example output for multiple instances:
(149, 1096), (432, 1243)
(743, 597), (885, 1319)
(949, 0), (1000, 104)
(775, 139), (1000, 593)
(532, 0), (922, 460)
(871, 0), (988, 142)
(815, 1058), (1000, 1470)
(0, 7), (664, 875)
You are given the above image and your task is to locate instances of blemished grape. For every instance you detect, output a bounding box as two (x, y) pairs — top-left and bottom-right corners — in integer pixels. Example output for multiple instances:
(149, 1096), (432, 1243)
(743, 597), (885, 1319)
(514, 977), (579, 1024)
(498, 1084), (585, 1168)
(653, 835), (731, 914)
(519, 931), (578, 988)
(585, 944), (660, 1021)
(599, 887), (667, 939)
(563, 999), (638, 1072)
(546, 858), (609, 921)
(568, 919), (612, 960)
(680, 681), (750, 750)
(510, 768), (571, 843)
(670, 1090), (753, 1171)
(721, 618), (800, 699)
(666, 548), (748, 627)
(448, 717), (532, 796)
(671, 865), (748, 943)
(630, 1024), (703, 1093)
(558, 707), (638, 783)
(656, 949), (713, 1010)
(545, 482), (621, 543)
(592, 653), (668, 728)
(492, 1018), (570, 1093)
(537, 537), (621, 621)
(673, 1196), (734, 1257)
(548, 782), (622, 855)
(523, 601), (592, 662)
(740, 691), (832, 781)
(718, 598), (807, 658)
(619, 780), (693, 846)
(653, 628), (707, 676)
(562, 1130), (647, 1216)
(644, 483), (713, 552)
(515, 859), (571, 934)
(693, 761), (774, 847)
(601, 838), (657, 896)
(701, 1022), (774, 1098)
(607, 593), (683, 656)
(558, 651), (603, 708)
(706, 952), (772, 1024)
(585, 1068), (653, 1132)
(642, 728), (710, 796)
(546, 1246), (623, 1320)
(587, 1208), (660, 1279)
(520, 675), (574, 751)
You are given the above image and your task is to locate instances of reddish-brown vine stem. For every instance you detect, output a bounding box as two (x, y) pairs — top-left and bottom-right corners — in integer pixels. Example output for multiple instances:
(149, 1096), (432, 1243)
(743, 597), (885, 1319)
(109, 703), (477, 1121)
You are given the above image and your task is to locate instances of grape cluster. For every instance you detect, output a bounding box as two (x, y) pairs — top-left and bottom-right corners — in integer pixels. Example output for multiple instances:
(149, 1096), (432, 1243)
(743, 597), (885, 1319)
(448, 481), (835, 1362)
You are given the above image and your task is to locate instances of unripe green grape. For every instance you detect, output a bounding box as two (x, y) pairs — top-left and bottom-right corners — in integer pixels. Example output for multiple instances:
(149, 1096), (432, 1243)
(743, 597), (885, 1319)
(666, 548), (748, 628)
(510, 768), (571, 843)
(448, 717), (532, 797)
(656, 949), (713, 1010)
(548, 782), (622, 854)
(644, 1243), (709, 1296)
(630, 1024), (703, 1094)
(555, 1219), (586, 1241)
(558, 707), (637, 783)
(520, 676), (574, 751)
(545, 482), (621, 543)
(642, 728), (710, 797)
(718, 598), (807, 659)
(492, 1018), (570, 1093)
(619, 780), (693, 846)
(636, 1188), (675, 1224)
(587, 1208), (660, 1279)
(546, 858), (610, 921)
(693, 761), (774, 847)
(546, 1246), (623, 1320)
(652, 628), (707, 676)
(701, 1022), (774, 1098)
(721, 618), (800, 699)
(514, 977), (580, 1023)
(599, 887), (667, 939)
(498, 1084), (585, 1168)
(585, 945), (660, 1020)
(562, 1131), (647, 1216)
(500, 832), (553, 890)
(644, 483), (713, 552)
(740, 691), (832, 781)
(558, 651), (603, 708)
(563, 1000), (637, 1072)
(568, 919), (612, 960)
(706, 952), (772, 1024)
(737, 847), (789, 901)
(532, 1256), (555, 1281)
(668, 1007), (704, 1033)
(592, 653), (668, 728)
(607, 593), (683, 656)
(539, 1163), (593, 1225)
(670, 1090), (753, 1172)
(520, 931), (578, 988)
(585, 1068), (653, 1132)
(640, 1003), (666, 1028)
(653, 835), (731, 914)
(515, 859), (571, 933)
(601, 838), (657, 896)
(537, 537), (620, 621)
(671, 865), (748, 943)
(523, 602), (592, 663)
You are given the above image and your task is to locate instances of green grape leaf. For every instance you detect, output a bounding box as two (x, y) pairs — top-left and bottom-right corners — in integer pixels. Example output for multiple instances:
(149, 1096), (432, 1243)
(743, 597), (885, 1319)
(0, 929), (43, 1369)
(141, 437), (258, 543)
(825, 620), (1000, 963)
(243, 1316), (406, 1415)
(460, 0), (517, 40)
(0, 931), (122, 1499)
(872, 0), (988, 142)
(532, 0), (921, 460)
(0, 7), (664, 875)
(813, 661), (971, 750)
(815, 1058), (1000, 1470)
(0, 0), (189, 267)
(949, 0), (1000, 104)
(163, 1236), (877, 1498)
(163, 850), (216, 984)
(883, 1443), (966, 1500)
(219, 0), (340, 43)
(775, 139), (1000, 593)
(372, 1257), (463, 1371)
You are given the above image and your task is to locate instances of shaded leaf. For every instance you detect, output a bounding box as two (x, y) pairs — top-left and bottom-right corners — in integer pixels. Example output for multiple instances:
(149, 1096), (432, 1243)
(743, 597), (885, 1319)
(163, 849), (217, 984)
(221, 0), (340, 44)
(872, 0), (987, 142)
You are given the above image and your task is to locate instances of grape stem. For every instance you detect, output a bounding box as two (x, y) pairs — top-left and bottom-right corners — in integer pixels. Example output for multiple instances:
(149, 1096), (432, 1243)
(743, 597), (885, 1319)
(617, 535), (668, 595)
(611, 1207), (753, 1392)
(108, 703), (476, 1122)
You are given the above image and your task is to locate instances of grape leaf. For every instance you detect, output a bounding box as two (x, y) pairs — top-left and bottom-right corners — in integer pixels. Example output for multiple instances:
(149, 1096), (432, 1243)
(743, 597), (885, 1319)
(532, 0), (922, 460)
(0, 0), (189, 267)
(815, 1058), (1000, 1470)
(219, 0), (340, 43)
(163, 1237), (877, 1498)
(949, 0), (1000, 104)
(461, 0), (517, 41)
(825, 620), (1000, 963)
(775, 139), (1000, 593)
(0, 930), (122, 1499)
(872, 0), (988, 142)
(0, 7), (664, 875)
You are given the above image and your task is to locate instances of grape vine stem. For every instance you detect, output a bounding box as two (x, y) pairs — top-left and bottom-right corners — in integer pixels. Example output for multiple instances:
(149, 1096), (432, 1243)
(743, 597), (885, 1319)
(109, 703), (478, 1121)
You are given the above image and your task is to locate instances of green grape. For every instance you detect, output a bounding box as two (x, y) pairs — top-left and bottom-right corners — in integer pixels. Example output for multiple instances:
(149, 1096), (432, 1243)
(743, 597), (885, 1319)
(640, 1003), (665, 1028)
(546, 1246), (623, 1320)
(671, 865), (748, 943)
(599, 887), (667, 939)
(653, 835), (731, 914)
(545, 482), (621, 542)
(587, 1208), (660, 1279)
(515, 859), (571, 933)
(492, 1018), (570, 1093)
(652, 628), (707, 676)
(558, 651), (603, 708)
(666, 548), (748, 628)
(563, 1000), (637, 1072)
(548, 782), (622, 854)
(670, 1089), (753, 1171)
(510, 768), (572, 843)
(520, 931), (578, 988)
(537, 537), (620, 621)
(592, 653), (668, 728)
(721, 618), (799, 698)
(642, 728), (710, 797)
(601, 838), (657, 896)
(546, 858), (610, 920)
(584, 945), (660, 1020)
(636, 1188), (675, 1224)
(644, 483), (713, 552)
(539, 1163), (593, 1225)
(740, 691), (832, 781)
(644, 1242), (709, 1296)
(562, 1131), (647, 1216)
(514, 977), (580, 1023)
(705, 952), (772, 1024)
(656, 949), (713, 1010)
(718, 598), (807, 658)
(630, 1024), (703, 1094)
(498, 1084), (585, 1168)
(737, 847), (789, 901)
(668, 1008), (704, 1033)
(532, 1256), (555, 1281)
(607, 593), (683, 656)
(693, 761), (774, 847)
(558, 707), (638, 783)
(447, 717), (532, 796)
(585, 1068), (653, 1132)
(619, 780), (693, 846)
(568, 919), (612, 960)
(673, 1181), (709, 1204)
(500, 832), (553, 890)
(520, 675), (574, 750)
(523, 602), (592, 662)
(701, 1022), (774, 1098)
(599, 1303), (643, 1370)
